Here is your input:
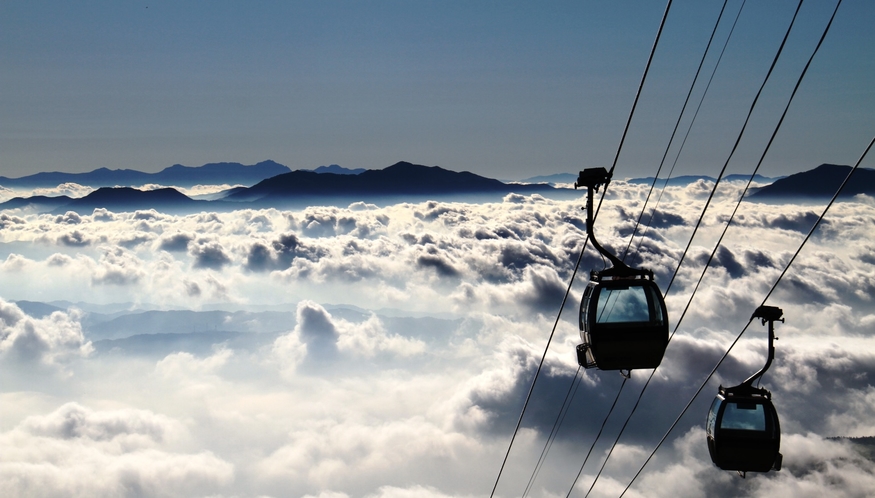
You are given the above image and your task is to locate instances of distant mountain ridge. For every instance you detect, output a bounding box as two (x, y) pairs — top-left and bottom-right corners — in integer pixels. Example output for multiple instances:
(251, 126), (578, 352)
(0, 160), (291, 189)
(2, 161), (556, 214)
(59, 187), (205, 213)
(520, 173), (578, 185)
(2, 162), (871, 215)
(520, 172), (780, 186)
(226, 161), (550, 203)
(749, 164), (875, 199)
(304, 164), (367, 175)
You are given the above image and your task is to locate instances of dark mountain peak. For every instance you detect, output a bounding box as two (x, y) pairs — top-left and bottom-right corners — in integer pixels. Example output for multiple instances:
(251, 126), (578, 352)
(362, 162), (500, 189)
(158, 161), (290, 175)
(255, 159), (285, 168)
(380, 162), (434, 175)
(86, 186), (191, 202)
(229, 161), (542, 203)
(46, 186), (199, 214)
(750, 164), (875, 200)
(812, 163), (848, 171)
(379, 161), (475, 178)
(307, 164), (366, 175)
(382, 161), (452, 175)
(0, 195), (74, 210)
(387, 161), (418, 169)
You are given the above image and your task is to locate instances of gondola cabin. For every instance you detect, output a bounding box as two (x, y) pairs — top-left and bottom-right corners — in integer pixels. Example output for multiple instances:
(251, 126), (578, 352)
(577, 274), (668, 371)
(706, 387), (782, 473)
(705, 305), (785, 475)
(572, 166), (669, 372)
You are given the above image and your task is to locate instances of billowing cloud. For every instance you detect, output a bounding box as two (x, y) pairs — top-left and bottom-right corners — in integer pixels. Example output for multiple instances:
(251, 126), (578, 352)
(92, 247), (146, 286)
(272, 301), (426, 377)
(54, 211), (83, 225)
(0, 403), (233, 497)
(0, 299), (92, 366)
(58, 229), (90, 247)
(0, 184), (873, 496)
(158, 232), (194, 252)
(189, 239), (232, 270)
(32, 183), (95, 199)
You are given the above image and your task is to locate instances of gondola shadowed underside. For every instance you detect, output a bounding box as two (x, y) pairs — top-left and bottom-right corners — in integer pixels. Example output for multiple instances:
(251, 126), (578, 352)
(574, 167), (669, 373)
(706, 305), (784, 476)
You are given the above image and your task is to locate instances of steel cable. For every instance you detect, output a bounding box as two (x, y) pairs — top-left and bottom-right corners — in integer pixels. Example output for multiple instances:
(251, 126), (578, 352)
(489, 1), (676, 494)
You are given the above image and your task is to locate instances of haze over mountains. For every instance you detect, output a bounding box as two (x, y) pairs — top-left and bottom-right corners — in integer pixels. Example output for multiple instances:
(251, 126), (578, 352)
(1, 161), (873, 215)
(2, 161), (559, 214)
(0, 160), (292, 189)
(12, 299), (460, 361)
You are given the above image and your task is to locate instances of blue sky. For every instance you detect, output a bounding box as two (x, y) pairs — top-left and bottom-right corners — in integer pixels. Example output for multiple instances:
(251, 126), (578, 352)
(2, 0), (873, 180)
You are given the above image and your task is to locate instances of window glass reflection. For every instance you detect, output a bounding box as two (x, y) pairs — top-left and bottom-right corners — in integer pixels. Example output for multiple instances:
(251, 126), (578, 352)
(720, 402), (766, 431)
(596, 287), (649, 323)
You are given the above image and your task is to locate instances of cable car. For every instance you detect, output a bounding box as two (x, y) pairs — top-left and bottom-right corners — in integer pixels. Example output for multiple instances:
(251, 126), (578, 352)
(574, 168), (669, 373)
(578, 274), (668, 371)
(706, 305), (784, 476)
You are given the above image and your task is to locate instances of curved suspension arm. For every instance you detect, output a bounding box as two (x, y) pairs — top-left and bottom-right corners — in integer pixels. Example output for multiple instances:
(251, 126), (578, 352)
(575, 168), (629, 272)
(741, 305), (783, 387)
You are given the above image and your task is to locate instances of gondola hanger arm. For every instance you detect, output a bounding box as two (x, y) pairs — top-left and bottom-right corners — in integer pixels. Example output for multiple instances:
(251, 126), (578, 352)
(739, 305), (783, 389)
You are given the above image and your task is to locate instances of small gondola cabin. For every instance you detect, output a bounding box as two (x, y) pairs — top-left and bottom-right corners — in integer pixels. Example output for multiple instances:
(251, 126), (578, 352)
(706, 389), (782, 473)
(578, 276), (668, 371)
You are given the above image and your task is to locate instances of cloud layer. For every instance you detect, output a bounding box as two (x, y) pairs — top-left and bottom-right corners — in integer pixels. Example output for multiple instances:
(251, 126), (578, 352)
(1, 182), (874, 497)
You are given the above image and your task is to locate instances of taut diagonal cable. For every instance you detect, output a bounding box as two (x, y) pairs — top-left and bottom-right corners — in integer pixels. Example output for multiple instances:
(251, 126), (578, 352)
(664, 0), (805, 296)
(489, 2), (676, 495)
(522, 367), (583, 498)
(619, 130), (873, 497)
(488, 234), (589, 498)
(580, 2), (813, 494)
(621, 0), (732, 262)
(628, 0), (746, 259)
(563, 377), (628, 498)
(608, 0), (673, 178)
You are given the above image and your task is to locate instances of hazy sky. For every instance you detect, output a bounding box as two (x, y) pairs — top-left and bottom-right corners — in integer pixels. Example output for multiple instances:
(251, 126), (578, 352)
(2, 0), (873, 180)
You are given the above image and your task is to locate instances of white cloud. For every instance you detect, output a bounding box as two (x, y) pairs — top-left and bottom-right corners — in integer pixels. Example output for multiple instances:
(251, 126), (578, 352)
(0, 186), (874, 496)
(156, 349), (233, 379)
(271, 301), (426, 379)
(0, 299), (92, 367)
(0, 403), (233, 498)
(33, 183), (95, 199)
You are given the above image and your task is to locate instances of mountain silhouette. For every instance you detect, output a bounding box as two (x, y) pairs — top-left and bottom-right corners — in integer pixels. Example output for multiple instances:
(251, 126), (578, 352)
(227, 161), (550, 202)
(749, 164), (875, 200)
(305, 165), (367, 175)
(0, 195), (74, 211)
(2, 162), (557, 214)
(0, 160), (291, 189)
(49, 187), (203, 214)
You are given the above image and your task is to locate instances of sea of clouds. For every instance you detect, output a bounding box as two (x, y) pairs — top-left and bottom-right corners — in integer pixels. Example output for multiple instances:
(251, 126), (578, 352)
(1, 179), (874, 497)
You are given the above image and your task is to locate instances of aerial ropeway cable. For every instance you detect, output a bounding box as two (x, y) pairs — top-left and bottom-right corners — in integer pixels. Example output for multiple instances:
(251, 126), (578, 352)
(521, 367), (583, 498)
(581, 1), (850, 493)
(664, 0), (805, 296)
(621, 0), (736, 262)
(618, 132), (874, 497)
(559, 1), (855, 496)
(625, 0), (745, 260)
(487, 1), (675, 496)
